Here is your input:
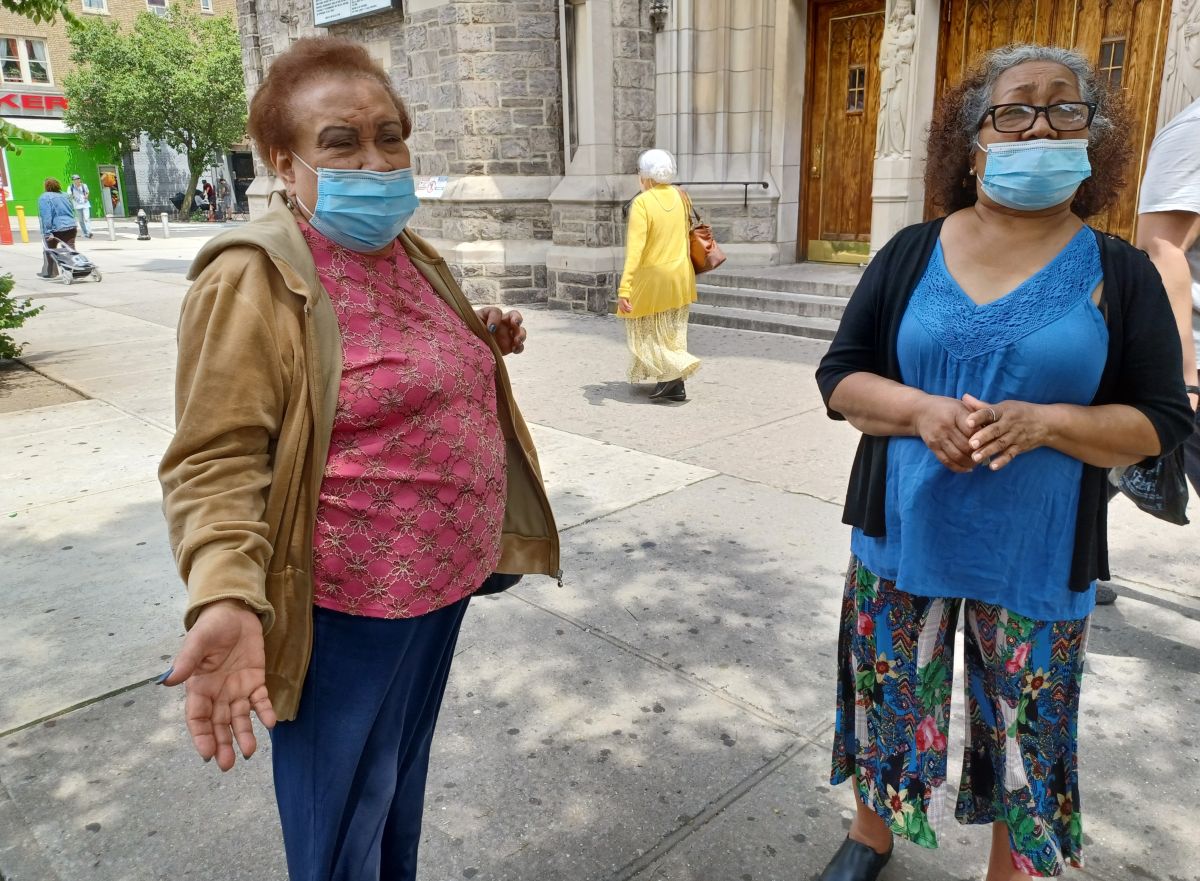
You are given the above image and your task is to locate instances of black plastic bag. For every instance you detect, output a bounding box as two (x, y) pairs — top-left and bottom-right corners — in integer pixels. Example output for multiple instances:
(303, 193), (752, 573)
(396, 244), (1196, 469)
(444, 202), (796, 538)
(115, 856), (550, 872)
(1109, 447), (1189, 525)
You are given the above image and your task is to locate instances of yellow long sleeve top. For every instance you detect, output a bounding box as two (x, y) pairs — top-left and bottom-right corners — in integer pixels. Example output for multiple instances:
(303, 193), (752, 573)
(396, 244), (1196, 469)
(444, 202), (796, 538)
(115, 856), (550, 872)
(617, 184), (697, 319)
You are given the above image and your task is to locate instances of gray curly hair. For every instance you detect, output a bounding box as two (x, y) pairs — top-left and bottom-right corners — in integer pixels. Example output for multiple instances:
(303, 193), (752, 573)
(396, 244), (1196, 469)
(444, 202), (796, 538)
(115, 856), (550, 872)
(925, 42), (1132, 217)
(958, 44), (1112, 142)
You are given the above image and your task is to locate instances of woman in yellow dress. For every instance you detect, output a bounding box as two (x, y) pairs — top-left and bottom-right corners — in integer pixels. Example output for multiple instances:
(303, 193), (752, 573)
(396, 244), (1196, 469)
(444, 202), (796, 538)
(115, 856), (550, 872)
(617, 148), (700, 402)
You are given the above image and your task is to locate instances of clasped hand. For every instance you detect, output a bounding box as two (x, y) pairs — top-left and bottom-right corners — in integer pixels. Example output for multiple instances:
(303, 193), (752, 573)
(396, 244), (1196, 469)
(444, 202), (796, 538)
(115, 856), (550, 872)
(915, 392), (1049, 473)
(475, 307), (527, 355)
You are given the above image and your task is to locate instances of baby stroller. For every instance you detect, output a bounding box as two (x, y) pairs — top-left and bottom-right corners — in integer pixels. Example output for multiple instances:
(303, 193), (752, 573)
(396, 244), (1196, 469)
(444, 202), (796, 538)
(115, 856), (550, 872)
(44, 236), (102, 285)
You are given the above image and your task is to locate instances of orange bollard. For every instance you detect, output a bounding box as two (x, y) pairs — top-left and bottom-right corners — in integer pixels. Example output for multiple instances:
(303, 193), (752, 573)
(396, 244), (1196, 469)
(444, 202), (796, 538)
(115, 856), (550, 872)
(0, 189), (13, 245)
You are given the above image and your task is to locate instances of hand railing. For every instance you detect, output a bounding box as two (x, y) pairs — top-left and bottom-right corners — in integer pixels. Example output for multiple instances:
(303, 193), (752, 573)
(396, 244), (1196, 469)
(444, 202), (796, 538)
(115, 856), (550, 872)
(675, 180), (769, 208)
(621, 180), (770, 217)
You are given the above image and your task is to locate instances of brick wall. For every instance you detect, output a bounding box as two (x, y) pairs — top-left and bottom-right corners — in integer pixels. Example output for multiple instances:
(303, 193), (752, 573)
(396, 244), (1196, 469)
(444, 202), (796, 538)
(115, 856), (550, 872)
(0, 0), (236, 85)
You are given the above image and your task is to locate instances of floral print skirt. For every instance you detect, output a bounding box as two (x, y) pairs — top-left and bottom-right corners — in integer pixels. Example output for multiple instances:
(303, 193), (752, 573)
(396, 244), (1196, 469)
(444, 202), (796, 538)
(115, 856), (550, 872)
(831, 556), (1089, 877)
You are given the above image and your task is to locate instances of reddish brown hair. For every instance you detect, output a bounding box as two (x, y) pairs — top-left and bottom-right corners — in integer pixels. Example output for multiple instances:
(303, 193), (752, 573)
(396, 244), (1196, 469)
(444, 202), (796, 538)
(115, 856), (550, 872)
(248, 36), (412, 166)
(925, 45), (1134, 219)
(44, 178), (62, 193)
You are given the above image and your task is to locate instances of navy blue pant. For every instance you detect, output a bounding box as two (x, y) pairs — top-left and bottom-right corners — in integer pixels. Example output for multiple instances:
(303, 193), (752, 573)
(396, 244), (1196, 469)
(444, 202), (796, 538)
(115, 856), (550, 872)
(271, 599), (469, 881)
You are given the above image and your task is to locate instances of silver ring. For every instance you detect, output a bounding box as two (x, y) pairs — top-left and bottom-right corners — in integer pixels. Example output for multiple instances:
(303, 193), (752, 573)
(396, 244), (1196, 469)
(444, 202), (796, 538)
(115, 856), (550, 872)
(986, 407), (998, 425)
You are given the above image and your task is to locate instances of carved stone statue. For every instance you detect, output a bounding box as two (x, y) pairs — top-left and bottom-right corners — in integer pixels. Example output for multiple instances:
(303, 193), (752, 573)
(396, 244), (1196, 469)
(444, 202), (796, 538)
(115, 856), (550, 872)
(877, 0), (916, 158)
(1160, 0), (1200, 127)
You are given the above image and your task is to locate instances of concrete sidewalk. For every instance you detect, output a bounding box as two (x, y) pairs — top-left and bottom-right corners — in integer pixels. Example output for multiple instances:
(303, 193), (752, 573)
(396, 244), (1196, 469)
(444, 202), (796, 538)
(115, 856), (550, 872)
(1, 231), (1197, 881)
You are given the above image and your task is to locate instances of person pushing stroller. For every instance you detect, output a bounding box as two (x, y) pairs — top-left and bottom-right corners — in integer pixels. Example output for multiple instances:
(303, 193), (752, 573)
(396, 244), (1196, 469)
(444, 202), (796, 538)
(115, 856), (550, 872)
(36, 178), (78, 279)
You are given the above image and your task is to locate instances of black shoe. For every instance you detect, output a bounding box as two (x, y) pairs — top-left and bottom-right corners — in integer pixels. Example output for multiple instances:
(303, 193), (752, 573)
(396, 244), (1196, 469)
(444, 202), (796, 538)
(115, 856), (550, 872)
(651, 379), (686, 403)
(818, 836), (893, 881)
(1095, 582), (1118, 606)
(649, 381), (667, 398)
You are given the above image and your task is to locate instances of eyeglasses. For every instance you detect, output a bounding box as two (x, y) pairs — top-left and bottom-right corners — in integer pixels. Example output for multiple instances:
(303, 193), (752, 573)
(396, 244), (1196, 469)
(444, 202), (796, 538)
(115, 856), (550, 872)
(979, 102), (1097, 133)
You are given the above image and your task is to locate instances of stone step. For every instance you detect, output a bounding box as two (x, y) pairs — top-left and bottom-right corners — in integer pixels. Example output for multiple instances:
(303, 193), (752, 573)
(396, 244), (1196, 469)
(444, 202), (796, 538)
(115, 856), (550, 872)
(696, 284), (849, 320)
(688, 303), (841, 340)
(700, 268), (860, 298)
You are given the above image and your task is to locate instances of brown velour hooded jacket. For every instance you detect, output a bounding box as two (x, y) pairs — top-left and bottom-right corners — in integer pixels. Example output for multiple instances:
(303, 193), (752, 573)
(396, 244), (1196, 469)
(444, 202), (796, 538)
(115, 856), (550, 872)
(159, 191), (560, 721)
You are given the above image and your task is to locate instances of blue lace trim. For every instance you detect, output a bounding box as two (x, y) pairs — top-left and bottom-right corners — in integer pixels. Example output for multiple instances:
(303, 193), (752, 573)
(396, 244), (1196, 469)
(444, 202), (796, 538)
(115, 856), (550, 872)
(911, 228), (1103, 361)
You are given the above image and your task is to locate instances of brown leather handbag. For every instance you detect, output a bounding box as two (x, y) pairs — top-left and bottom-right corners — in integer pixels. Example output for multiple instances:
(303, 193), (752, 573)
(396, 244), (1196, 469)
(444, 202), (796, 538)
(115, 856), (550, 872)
(677, 187), (726, 274)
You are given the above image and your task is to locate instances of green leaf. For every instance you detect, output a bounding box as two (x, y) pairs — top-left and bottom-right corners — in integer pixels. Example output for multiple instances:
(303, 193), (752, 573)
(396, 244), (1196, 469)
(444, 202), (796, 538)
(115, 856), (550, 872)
(916, 657), (951, 708)
(0, 118), (52, 153)
(855, 668), (876, 695)
(855, 564), (879, 599)
(1, 0), (74, 25)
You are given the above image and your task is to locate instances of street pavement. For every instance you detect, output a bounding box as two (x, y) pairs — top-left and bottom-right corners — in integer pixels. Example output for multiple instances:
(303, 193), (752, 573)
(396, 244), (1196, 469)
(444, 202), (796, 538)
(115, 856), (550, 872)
(1, 228), (1197, 881)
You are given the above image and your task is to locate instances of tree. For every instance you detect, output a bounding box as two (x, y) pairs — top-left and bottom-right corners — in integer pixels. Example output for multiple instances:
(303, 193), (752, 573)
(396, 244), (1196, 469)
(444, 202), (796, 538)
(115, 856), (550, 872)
(0, 0), (72, 152)
(64, 10), (247, 217)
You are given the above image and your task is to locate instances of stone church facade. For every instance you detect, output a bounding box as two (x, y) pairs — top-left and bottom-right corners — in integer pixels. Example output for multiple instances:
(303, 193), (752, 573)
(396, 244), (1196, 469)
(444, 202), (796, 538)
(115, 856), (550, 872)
(236, 0), (1200, 313)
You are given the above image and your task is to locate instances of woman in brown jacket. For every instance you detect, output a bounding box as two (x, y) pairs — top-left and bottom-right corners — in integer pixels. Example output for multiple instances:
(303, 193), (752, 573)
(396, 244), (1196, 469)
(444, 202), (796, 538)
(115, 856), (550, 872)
(157, 37), (559, 881)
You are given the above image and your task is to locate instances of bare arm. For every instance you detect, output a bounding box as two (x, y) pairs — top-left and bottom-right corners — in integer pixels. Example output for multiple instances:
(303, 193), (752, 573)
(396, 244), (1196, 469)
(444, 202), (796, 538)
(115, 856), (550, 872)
(1136, 210), (1200, 403)
(830, 372), (977, 472)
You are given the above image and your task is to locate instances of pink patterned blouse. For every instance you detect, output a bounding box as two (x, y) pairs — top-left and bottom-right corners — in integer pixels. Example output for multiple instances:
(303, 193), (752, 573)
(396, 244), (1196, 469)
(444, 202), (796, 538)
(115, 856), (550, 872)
(303, 224), (507, 619)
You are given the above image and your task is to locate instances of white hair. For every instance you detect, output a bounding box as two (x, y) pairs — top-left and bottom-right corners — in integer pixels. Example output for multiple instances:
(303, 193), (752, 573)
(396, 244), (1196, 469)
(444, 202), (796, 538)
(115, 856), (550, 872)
(637, 148), (677, 184)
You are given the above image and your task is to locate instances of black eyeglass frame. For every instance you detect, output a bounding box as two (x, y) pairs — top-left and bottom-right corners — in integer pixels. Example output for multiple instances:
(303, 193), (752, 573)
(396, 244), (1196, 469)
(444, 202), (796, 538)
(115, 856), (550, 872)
(978, 102), (1098, 133)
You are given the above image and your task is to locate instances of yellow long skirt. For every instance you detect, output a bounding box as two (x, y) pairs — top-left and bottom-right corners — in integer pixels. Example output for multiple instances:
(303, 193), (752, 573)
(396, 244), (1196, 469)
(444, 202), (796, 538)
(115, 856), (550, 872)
(624, 305), (701, 383)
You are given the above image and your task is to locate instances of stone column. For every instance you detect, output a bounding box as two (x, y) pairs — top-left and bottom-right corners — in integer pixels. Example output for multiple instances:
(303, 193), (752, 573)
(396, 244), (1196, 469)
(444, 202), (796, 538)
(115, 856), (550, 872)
(1158, 0), (1200, 129)
(545, 0), (656, 312)
(401, 1), (563, 303)
(868, 0), (940, 255)
(652, 0), (782, 264)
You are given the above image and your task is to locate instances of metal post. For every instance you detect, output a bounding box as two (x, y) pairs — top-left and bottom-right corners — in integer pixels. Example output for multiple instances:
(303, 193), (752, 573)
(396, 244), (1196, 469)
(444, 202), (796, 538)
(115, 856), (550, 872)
(106, 215), (116, 241)
(14, 205), (29, 243)
(160, 213), (170, 238)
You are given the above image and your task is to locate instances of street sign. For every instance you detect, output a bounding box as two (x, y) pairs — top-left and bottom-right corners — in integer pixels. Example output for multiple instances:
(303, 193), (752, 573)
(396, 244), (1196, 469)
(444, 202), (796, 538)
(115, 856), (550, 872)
(313, 0), (401, 27)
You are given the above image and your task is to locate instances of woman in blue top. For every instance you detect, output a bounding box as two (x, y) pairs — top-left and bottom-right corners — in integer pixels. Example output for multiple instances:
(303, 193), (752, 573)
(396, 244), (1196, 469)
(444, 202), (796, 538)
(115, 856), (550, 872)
(814, 45), (1193, 881)
(36, 178), (78, 279)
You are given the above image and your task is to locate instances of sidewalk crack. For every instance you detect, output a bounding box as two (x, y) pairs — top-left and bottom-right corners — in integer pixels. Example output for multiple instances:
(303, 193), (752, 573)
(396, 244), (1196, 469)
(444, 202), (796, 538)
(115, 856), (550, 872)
(605, 738), (812, 881)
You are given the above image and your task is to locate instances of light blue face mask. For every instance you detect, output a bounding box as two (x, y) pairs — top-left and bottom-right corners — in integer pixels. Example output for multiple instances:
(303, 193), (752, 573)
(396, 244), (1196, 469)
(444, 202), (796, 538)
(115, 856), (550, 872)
(976, 138), (1092, 211)
(292, 154), (419, 252)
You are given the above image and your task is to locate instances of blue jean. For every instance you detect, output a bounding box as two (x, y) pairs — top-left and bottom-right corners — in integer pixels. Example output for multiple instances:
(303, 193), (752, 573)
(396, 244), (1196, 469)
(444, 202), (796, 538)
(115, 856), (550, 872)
(271, 599), (470, 881)
(74, 205), (91, 236)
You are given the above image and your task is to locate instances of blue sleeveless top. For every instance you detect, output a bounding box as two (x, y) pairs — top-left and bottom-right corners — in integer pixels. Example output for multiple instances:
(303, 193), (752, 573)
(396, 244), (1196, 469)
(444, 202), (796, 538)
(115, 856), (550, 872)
(851, 227), (1107, 621)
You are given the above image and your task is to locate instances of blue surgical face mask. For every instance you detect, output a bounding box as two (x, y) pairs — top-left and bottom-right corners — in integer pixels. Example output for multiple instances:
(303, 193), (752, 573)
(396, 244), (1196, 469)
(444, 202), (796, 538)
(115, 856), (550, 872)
(976, 138), (1092, 211)
(292, 154), (419, 252)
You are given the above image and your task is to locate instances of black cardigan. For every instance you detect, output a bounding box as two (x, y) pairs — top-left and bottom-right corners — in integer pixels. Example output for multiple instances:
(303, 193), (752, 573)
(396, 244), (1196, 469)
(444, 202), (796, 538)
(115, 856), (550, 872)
(815, 219), (1194, 592)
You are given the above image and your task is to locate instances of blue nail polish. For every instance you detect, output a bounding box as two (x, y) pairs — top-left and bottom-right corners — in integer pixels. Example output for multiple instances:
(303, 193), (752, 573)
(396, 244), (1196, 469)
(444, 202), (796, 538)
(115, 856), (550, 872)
(488, 324), (497, 333)
(154, 666), (173, 685)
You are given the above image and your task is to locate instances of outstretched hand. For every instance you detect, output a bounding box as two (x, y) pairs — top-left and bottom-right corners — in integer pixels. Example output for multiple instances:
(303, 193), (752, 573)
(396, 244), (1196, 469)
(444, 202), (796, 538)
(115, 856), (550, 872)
(160, 599), (276, 772)
(477, 307), (527, 355)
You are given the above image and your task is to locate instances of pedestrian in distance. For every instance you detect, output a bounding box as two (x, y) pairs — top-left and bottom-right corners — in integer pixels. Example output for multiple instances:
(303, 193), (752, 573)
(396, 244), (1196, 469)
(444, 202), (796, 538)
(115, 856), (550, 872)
(36, 178), (78, 279)
(1137, 96), (1200, 493)
(201, 177), (216, 220)
(67, 173), (93, 238)
(156, 35), (560, 881)
(217, 176), (233, 220)
(814, 44), (1192, 881)
(617, 148), (700, 403)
